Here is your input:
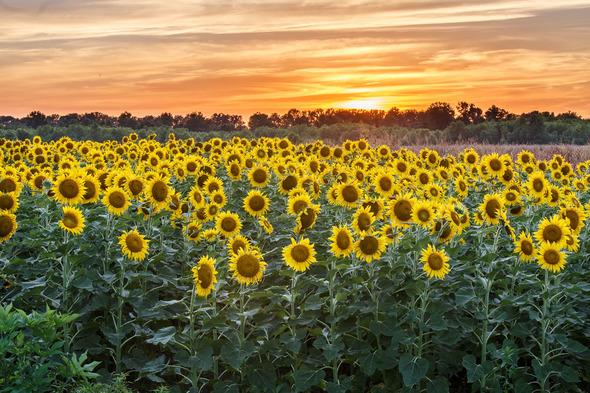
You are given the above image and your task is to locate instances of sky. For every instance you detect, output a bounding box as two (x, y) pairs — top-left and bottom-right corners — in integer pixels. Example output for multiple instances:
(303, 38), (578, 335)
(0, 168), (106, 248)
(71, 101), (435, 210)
(0, 0), (589, 117)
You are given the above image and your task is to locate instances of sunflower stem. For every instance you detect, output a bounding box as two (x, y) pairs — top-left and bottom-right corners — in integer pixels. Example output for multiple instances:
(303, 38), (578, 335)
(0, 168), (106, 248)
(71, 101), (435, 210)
(188, 283), (199, 392)
(328, 258), (339, 384)
(61, 231), (71, 354)
(479, 276), (493, 391)
(114, 258), (126, 374)
(417, 280), (430, 359)
(539, 270), (551, 393)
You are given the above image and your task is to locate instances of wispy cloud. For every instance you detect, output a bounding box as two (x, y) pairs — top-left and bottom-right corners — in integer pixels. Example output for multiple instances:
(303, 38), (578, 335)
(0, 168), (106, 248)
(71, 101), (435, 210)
(0, 1), (589, 116)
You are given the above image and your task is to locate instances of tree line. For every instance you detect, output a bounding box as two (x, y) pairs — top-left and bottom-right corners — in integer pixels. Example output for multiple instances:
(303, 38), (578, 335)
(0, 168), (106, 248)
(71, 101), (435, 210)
(0, 102), (588, 144)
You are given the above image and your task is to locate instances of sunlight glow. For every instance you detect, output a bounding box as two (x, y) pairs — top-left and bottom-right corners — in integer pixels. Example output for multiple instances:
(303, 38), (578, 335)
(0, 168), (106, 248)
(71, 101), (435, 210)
(337, 97), (386, 110)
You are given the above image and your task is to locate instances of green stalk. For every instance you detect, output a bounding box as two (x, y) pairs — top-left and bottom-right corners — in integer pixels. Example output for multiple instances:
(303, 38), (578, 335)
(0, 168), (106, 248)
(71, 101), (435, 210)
(188, 283), (199, 392)
(62, 231), (71, 353)
(114, 258), (126, 374)
(480, 277), (493, 391)
(328, 259), (339, 384)
(539, 270), (550, 393)
(417, 281), (430, 358)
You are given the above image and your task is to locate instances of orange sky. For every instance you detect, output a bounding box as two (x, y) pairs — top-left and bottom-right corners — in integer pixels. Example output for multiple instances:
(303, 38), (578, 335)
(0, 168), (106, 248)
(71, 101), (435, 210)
(0, 1), (589, 117)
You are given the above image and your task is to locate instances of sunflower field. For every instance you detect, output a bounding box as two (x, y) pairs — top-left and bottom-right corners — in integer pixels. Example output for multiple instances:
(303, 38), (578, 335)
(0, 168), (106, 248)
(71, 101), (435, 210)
(1, 134), (590, 392)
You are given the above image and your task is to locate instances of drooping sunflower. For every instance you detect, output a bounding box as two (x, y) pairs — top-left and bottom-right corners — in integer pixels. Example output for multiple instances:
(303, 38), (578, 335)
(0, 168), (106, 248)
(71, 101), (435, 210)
(479, 193), (505, 225)
(191, 256), (218, 297)
(184, 222), (201, 242)
(215, 211), (242, 238)
(329, 226), (354, 257)
(534, 215), (570, 248)
(420, 244), (450, 279)
(351, 206), (374, 235)
(52, 174), (85, 205)
(537, 242), (567, 273)
(118, 229), (150, 261)
(59, 206), (85, 235)
(258, 216), (274, 234)
(103, 187), (131, 216)
(0, 212), (17, 242)
(243, 190), (270, 217)
(354, 233), (386, 263)
(229, 248), (267, 285)
(282, 238), (317, 272)
(560, 206), (586, 234)
(295, 205), (319, 233)
(513, 232), (536, 262)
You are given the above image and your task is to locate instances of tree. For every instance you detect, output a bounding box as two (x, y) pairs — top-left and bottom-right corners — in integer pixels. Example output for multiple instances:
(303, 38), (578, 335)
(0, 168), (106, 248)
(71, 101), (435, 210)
(248, 113), (274, 130)
(156, 112), (175, 127)
(118, 112), (138, 128)
(424, 102), (455, 130)
(182, 112), (209, 132)
(24, 111), (48, 128)
(484, 105), (509, 121)
(456, 101), (484, 124)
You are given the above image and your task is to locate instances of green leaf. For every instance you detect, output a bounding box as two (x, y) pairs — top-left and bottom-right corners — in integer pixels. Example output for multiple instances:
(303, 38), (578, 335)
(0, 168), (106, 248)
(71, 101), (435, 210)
(398, 353), (429, 387)
(190, 344), (213, 372)
(146, 326), (176, 345)
(427, 376), (449, 393)
(462, 354), (480, 383)
(293, 367), (325, 392)
(220, 341), (255, 370)
(455, 287), (475, 306)
(560, 365), (580, 383)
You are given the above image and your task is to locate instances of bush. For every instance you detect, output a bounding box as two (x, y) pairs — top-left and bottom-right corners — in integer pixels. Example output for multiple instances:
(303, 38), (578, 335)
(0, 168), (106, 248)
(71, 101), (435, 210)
(0, 304), (99, 392)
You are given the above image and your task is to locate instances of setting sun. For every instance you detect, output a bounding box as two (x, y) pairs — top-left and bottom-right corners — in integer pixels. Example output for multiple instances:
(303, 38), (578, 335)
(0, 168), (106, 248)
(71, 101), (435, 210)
(337, 98), (386, 111)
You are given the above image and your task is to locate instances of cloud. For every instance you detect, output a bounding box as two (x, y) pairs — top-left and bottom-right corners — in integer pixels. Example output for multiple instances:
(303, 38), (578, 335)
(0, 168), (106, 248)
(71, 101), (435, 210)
(0, 1), (588, 116)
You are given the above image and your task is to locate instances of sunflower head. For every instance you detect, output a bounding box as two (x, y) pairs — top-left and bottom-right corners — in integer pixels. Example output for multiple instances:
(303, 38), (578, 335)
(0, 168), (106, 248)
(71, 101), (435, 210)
(215, 211), (242, 238)
(0, 212), (17, 242)
(537, 243), (567, 273)
(513, 232), (536, 262)
(243, 190), (270, 217)
(229, 248), (267, 285)
(59, 206), (85, 236)
(282, 238), (317, 272)
(329, 226), (354, 257)
(420, 244), (450, 279)
(354, 233), (386, 263)
(119, 229), (150, 261)
(53, 174), (86, 205)
(192, 256), (218, 297)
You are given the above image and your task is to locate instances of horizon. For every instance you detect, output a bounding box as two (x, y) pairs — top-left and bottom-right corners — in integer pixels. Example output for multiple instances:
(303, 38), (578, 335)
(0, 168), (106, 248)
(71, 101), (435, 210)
(1, 1), (589, 117)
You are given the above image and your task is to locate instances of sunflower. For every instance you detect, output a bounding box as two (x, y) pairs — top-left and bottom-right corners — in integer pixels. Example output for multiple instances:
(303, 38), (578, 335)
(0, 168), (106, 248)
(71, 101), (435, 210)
(215, 211), (242, 238)
(188, 186), (205, 208)
(560, 207), (586, 234)
(389, 193), (415, 226)
(53, 174), (85, 205)
(351, 206), (374, 235)
(336, 181), (363, 208)
(479, 194), (504, 225)
(258, 216), (274, 234)
(118, 229), (150, 261)
(534, 215), (570, 248)
(243, 190), (270, 217)
(329, 226), (354, 257)
(537, 243), (567, 273)
(146, 176), (171, 212)
(184, 222), (201, 242)
(282, 238), (317, 272)
(513, 232), (536, 262)
(0, 175), (22, 195)
(126, 175), (145, 198)
(248, 165), (270, 188)
(287, 192), (311, 216)
(192, 256), (218, 297)
(420, 245), (450, 279)
(103, 187), (131, 216)
(354, 233), (386, 263)
(81, 175), (100, 204)
(295, 205), (319, 233)
(373, 171), (395, 197)
(411, 200), (436, 228)
(229, 248), (267, 285)
(279, 174), (299, 195)
(228, 234), (251, 256)
(0, 212), (17, 242)
(527, 172), (548, 200)
(0, 192), (18, 213)
(59, 206), (85, 235)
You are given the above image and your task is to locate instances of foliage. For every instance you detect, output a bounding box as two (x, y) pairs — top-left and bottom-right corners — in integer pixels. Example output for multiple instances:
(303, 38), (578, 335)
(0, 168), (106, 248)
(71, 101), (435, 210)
(1, 135), (590, 392)
(0, 304), (99, 393)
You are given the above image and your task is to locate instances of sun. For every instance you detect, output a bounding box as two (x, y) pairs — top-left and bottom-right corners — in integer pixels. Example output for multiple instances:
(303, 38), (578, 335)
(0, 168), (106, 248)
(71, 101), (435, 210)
(337, 97), (385, 110)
